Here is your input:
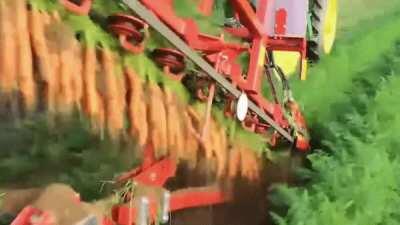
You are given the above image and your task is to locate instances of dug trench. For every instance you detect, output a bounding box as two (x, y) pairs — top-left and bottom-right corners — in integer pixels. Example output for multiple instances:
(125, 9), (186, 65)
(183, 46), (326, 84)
(167, 153), (305, 225)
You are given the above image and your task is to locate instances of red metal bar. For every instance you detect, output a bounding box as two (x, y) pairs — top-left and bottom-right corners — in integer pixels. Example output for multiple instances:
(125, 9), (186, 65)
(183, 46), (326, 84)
(229, 0), (264, 37)
(266, 37), (306, 52)
(112, 186), (227, 225)
(59, 0), (92, 15)
(170, 186), (227, 211)
(198, 0), (215, 16)
(224, 27), (251, 39)
(11, 206), (55, 225)
(117, 158), (176, 187)
(243, 37), (266, 93)
(133, 158), (177, 186)
(256, 0), (270, 24)
(140, 0), (188, 35)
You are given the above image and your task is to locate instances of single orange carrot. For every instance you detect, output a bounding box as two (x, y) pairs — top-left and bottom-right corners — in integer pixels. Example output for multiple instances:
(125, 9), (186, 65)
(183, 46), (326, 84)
(101, 48), (124, 139)
(147, 83), (168, 158)
(0, 0), (18, 94)
(164, 88), (179, 159)
(70, 40), (83, 111)
(228, 148), (241, 178)
(15, 0), (36, 112)
(43, 13), (61, 116)
(30, 9), (54, 112)
(51, 13), (75, 115)
(82, 45), (102, 131)
(125, 67), (148, 147)
(183, 109), (200, 168)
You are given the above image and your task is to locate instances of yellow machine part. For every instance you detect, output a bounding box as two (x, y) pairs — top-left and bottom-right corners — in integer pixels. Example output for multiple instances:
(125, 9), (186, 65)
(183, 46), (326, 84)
(322, 0), (338, 54)
(272, 51), (300, 77)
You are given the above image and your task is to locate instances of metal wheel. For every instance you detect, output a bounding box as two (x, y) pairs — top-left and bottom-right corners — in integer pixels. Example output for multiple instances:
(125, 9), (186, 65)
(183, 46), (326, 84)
(152, 48), (186, 74)
(108, 14), (147, 44)
(308, 0), (338, 60)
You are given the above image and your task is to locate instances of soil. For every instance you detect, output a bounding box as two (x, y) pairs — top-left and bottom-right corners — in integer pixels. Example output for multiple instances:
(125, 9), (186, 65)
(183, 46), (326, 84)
(167, 153), (304, 225)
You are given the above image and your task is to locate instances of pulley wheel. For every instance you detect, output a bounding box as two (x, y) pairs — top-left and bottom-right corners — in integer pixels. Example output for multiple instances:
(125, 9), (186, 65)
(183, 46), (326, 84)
(152, 48), (186, 74)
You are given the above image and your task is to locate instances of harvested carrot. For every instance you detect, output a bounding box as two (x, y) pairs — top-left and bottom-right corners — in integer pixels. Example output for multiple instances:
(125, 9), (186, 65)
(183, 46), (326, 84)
(240, 148), (260, 181)
(228, 148), (241, 178)
(70, 40), (83, 111)
(0, 0), (17, 94)
(214, 123), (228, 178)
(51, 14), (76, 115)
(82, 45), (103, 132)
(15, 0), (36, 112)
(116, 63), (127, 128)
(220, 125), (228, 170)
(202, 124), (213, 159)
(43, 13), (62, 116)
(147, 83), (168, 159)
(187, 106), (213, 159)
(125, 67), (148, 147)
(30, 9), (54, 112)
(174, 101), (185, 160)
(183, 109), (200, 168)
(101, 48), (124, 139)
(164, 88), (181, 159)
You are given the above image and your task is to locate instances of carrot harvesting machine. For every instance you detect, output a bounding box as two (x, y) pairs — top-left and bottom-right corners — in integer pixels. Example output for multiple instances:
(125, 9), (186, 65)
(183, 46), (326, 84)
(10, 0), (337, 224)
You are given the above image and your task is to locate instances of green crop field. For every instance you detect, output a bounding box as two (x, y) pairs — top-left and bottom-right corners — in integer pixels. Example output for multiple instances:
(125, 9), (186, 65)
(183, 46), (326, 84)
(269, 1), (400, 225)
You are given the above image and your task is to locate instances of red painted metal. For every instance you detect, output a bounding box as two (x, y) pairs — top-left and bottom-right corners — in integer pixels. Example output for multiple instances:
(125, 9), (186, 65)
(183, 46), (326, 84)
(152, 48), (186, 73)
(229, 0), (264, 37)
(108, 14), (148, 54)
(59, 0), (92, 15)
(112, 186), (227, 225)
(198, 0), (215, 16)
(117, 159), (176, 188)
(133, 158), (177, 187)
(224, 27), (251, 39)
(136, 0), (308, 148)
(275, 8), (288, 35)
(140, 0), (189, 36)
(11, 206), (55, 225)
(152, 48), (187, 81)
(169, 186), (227, 211)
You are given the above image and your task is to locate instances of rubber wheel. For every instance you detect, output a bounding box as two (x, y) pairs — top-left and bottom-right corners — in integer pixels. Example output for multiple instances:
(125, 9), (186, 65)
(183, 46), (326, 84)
(308, 0), (338, 60)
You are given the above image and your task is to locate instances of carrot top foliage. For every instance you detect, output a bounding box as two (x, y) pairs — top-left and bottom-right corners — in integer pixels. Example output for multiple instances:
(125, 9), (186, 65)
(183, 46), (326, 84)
(270, 9), (400, 224)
